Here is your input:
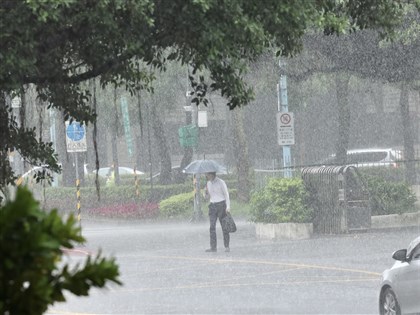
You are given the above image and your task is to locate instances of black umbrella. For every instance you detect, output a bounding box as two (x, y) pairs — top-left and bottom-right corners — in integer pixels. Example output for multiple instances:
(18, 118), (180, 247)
(183, 159), (227, 174)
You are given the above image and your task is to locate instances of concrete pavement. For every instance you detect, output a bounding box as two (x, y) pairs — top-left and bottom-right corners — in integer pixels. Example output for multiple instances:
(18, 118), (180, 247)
(48, 219), (420, 314)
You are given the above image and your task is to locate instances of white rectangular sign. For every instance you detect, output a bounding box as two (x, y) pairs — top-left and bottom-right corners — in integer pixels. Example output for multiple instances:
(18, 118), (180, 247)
(198, 110), (208, 127)
(276, 112), (295, 145)
(66, 139), (87, 152)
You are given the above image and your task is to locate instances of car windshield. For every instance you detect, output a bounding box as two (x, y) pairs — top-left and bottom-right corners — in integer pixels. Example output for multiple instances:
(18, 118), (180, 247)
(320, 151), (390, 165)
(407, 236), (420, 258)
(347, 152), (388, 163)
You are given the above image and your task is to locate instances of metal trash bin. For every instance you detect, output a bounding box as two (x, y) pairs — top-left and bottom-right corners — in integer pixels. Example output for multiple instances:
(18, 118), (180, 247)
(302, 165), (371, 234)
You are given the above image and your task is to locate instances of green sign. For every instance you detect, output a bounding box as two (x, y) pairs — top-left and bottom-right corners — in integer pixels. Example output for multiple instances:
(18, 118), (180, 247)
(178, 125), (198, 147)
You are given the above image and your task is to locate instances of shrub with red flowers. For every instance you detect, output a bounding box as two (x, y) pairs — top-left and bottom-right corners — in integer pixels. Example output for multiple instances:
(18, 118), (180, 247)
(138, 202), (159, 218)
(88, 202), (159, 219)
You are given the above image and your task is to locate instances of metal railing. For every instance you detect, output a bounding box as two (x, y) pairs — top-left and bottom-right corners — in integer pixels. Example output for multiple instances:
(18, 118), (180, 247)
(254, 158), (420, 189)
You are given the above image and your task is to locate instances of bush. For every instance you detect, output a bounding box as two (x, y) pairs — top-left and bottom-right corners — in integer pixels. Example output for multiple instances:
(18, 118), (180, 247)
(228, 188), (237, 200)
(230, 199), (252, 218)
(159, 192), (194, 219)
(250, 177), (313, 223)
(0, 188), (121, 315)
(362, 175), (417, 215)
(358, 167), (406, 183)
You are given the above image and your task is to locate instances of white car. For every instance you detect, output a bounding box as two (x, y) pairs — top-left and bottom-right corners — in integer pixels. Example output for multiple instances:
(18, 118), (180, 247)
(379, 235), (420, 315)
(94, 166), (144, 178)
(321, 148), (402, 168)
(16, 164), (90, 186)
(15, 165), (60, 186)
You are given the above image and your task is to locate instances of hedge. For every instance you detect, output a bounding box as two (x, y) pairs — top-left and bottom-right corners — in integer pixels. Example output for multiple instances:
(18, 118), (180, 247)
(357, 167), (406, 183)
(361, 175), (417, 215)
(42, 182), (193, 214)
(250, 177), (313, 223)
(35, 175), (239, 217)
(159, 192), (194, 219)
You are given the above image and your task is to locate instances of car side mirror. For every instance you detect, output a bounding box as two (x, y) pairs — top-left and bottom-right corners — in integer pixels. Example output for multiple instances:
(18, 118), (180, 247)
(392, 249), (407, 261)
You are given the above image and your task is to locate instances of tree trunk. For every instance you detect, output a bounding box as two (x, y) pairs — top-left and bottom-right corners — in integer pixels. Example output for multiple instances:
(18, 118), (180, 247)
(56, 111), (75, 187)
(110, 88), (120, 185)
(135, 91), (143, 172)
(232, 108), (250, 202)
(87, 79), (107, 174)
(150, 100), (172, 185)
(399, 83), (416, 185)
(335, 73), (351, 165)
(0, 93), (11, 198)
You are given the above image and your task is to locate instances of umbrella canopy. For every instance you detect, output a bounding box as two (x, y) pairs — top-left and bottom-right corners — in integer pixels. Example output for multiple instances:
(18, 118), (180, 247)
(183, 160), (227, 174)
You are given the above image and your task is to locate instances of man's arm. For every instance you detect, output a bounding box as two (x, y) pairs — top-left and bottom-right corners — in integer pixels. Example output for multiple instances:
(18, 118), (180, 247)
(222, 180), (230, 212)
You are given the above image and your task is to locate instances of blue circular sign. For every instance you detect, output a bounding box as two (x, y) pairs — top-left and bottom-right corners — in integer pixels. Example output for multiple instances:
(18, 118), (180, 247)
(66, 122), (85, 141)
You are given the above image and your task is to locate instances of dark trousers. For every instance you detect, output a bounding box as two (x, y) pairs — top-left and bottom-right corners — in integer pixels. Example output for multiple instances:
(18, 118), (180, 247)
(208, 201), (229, 249)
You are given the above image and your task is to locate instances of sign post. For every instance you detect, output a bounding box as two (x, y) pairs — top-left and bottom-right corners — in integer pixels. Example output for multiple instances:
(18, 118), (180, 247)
(65, 121), (87, 222)
(277, 61), (294, 178)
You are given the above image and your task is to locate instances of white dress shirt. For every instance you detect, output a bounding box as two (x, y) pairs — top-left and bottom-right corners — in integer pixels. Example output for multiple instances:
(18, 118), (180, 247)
(206, 177), (230, 210)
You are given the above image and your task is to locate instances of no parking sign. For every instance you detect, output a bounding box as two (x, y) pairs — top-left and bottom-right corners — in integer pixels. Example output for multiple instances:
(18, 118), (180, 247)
(276, 112), (295, 145)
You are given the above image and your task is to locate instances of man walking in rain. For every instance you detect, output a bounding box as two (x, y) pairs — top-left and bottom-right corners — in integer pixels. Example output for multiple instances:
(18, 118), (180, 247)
(204, 172), (231, 252)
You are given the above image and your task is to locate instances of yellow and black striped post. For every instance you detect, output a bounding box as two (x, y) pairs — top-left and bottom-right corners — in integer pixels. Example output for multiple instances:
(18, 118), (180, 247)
(76, 179), (81, 222)
(134, 168), (140, 199)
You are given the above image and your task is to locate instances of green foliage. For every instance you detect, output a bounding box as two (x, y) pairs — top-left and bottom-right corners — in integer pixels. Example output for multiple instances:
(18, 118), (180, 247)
(358, 167), (406, 183)
(0, 187), (121, 315)
(250, 177), (313, 223)
(362, 175), (417, 215)
(159, 192), (194, 219)
(84, 173), (108, 186)
(230, 199), (251, 219)
(43, 182), (193, 213)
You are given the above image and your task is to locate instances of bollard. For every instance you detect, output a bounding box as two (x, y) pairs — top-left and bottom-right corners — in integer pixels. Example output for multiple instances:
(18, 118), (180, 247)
(76, 179), (81, 222)
(134, 168), (140, 198)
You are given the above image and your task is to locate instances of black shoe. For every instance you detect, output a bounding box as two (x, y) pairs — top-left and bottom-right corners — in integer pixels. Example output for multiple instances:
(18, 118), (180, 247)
(205, 248), (217, 252)
(225, 247), (230, 252)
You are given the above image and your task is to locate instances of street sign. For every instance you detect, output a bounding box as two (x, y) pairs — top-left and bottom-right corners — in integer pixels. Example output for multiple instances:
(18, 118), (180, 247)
(66, 121), (87, 152)
(276, 112), (295, 145)
(11, 96), (21, 108)
(178, 124), (198, 147)
(198, 111), (208, 127)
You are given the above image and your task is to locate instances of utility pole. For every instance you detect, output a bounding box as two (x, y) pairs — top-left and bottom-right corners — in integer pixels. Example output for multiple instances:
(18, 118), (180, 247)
(277, 60), (293, 178)
(11, 96), (24, 177)
(186, 69), (203, 222)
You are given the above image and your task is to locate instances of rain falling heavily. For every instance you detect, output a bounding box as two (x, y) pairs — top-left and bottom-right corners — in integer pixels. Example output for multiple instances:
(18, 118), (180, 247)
(1, 1), (420, 315)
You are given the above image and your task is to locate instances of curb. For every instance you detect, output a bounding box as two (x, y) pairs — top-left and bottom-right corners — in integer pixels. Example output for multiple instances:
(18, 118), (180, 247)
(371, 211), (420, 230)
